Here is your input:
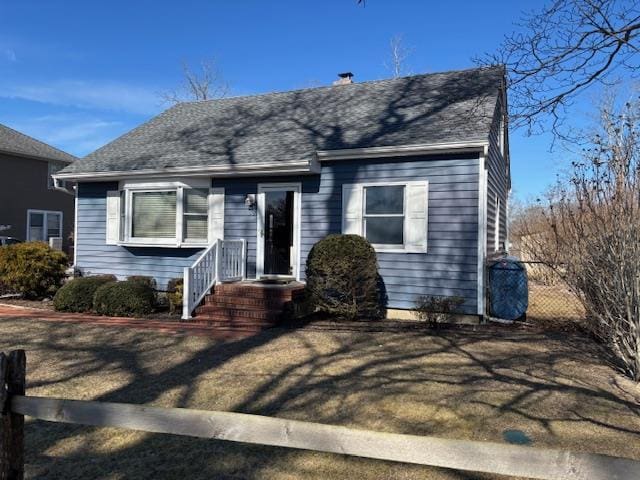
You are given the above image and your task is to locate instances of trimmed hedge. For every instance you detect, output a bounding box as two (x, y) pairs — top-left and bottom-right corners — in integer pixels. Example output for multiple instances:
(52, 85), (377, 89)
(93, 280), (155, 317)
(0, 242), (68, 299)
(53, 275), (116, 312)
(306, 234), (385, 320)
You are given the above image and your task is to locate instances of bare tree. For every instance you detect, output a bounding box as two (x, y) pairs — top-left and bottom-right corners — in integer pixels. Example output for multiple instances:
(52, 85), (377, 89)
(384, 34), (412, 78)
(480, 0), (640, 136)
(523, 91), (640, 380)
(161, 58), (229, 104)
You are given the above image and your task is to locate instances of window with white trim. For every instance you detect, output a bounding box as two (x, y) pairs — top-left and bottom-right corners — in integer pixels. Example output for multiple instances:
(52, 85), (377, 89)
(363, 185), (405, 247)
(342, 181), (428, 253)
(108, 180), (222, 247)
(27, 210), (63, 242)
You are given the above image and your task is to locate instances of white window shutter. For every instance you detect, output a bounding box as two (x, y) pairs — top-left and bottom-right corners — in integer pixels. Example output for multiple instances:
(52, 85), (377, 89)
(208, 187), (225, 242)
(341, 183), (363, 235)
(405, 181), (428, 253)
(106, 190), (120, 245)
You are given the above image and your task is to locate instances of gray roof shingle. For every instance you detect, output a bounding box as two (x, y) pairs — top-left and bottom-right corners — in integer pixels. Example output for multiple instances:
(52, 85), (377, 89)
(0, 123), (76, 163)
(61, 66), (503, 175)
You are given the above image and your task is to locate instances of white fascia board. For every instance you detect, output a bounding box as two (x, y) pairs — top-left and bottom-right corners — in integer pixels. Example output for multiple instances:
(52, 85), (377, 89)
(53, 159), (317, 182)
(316, 141), (490, 161)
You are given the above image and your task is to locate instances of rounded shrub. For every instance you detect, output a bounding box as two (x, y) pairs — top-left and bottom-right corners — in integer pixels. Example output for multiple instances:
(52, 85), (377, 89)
(53, 275), (116, 312)
(93, 280), (156, 317)
(0, 242), (68, 299)
(306, 234), (385, 320)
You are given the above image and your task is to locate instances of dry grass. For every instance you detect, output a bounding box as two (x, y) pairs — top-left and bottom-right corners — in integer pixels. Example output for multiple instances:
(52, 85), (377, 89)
(0, 314), (639, 480)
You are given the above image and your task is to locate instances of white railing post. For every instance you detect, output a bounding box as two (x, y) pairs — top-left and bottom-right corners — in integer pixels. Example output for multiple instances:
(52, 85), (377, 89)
(182, 267), (192, 320)
(241, 239), (247, 280)
(216, 241), (222, 281)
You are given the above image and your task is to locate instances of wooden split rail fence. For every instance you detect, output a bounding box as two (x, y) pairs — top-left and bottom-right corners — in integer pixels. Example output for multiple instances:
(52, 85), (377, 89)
(1, 349), (639, 480)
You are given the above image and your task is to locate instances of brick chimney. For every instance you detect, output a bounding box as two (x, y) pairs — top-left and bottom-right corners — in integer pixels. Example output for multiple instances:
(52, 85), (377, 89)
(333, 72), (354, 85)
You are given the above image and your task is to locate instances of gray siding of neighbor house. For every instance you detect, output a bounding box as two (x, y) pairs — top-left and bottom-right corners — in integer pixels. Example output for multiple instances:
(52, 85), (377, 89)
(75, 182), (203, 288)
(0, 152), (74, 250)
(216, 154), (480, 313)
(76, 153), (480, 312)
(486, 97), (509, 255)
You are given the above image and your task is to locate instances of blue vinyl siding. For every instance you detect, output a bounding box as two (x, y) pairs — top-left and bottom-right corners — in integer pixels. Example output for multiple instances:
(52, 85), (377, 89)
(76, 182), (202, 289)
(76, 153), (480, 312)
(216, 154), (480, 313)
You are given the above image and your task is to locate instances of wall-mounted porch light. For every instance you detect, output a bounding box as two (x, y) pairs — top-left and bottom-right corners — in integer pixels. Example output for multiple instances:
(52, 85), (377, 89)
(245, 194), (256, 209)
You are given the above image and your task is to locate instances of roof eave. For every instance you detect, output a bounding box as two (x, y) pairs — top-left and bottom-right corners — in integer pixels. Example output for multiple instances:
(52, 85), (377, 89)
(53, 158), (321, 182)
(0, 148), (75, 164)
(316, 141), (490, 161)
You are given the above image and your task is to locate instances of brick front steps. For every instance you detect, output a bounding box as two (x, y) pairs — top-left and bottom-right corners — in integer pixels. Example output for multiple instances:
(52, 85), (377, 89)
(194, 281), (305, 331)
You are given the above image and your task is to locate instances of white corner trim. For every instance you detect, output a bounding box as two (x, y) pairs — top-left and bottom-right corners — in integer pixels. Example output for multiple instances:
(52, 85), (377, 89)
(317, 141), (489, 161)
(53, 159), (318, 181)
(73, 189), (78, 267)
(477, 154), (488, 316)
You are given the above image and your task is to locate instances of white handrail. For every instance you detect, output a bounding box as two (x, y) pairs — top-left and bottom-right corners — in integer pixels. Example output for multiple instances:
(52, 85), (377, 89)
(182, 239), (246, 319)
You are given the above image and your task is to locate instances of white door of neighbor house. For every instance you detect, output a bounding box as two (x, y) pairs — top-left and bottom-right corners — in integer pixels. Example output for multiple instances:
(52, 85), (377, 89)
(256, 183), (301, 280)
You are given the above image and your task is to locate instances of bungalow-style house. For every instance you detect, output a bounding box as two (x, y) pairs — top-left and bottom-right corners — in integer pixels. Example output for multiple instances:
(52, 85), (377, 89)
(0, 123), (76, 252)
(54, 66), (510, 322)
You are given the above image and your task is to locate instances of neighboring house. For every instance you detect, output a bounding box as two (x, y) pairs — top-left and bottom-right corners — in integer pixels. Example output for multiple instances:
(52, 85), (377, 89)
(0, 123), (76, 252)
(55, 66), (510, 320)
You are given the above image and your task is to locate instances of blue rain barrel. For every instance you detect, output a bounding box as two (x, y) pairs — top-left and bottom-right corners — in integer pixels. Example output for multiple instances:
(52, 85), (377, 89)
(488, 257), (528, 320)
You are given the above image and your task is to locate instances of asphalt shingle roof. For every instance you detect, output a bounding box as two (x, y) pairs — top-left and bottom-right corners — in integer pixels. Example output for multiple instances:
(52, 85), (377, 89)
(61, 66), (503, 175)
(0, 123), (76, 163)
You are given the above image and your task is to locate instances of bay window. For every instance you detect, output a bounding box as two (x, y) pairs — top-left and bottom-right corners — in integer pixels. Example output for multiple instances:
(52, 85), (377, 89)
(107, 179), (222, 247)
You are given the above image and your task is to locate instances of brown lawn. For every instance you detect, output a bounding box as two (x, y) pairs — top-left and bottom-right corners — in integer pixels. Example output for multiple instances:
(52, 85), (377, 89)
(0, 311), (638, 480)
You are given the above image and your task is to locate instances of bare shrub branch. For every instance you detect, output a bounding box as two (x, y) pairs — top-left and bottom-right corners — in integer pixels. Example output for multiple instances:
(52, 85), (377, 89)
(519, 90), (640, 380)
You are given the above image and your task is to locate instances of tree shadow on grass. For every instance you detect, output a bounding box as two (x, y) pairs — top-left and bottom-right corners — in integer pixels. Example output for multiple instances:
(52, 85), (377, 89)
(2, 315), (639, 479)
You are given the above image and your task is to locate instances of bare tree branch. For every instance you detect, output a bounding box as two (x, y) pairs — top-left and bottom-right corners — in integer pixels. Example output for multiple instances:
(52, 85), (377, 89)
(160, 58), (229, 104)
(477, 0), (640, 138)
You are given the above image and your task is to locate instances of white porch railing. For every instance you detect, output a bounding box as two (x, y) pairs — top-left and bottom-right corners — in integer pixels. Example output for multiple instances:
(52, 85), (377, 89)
(182, 239), (246, 320)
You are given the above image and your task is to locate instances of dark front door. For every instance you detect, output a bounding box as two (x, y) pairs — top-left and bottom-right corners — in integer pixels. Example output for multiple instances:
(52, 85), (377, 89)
(264, 190), (294, 275)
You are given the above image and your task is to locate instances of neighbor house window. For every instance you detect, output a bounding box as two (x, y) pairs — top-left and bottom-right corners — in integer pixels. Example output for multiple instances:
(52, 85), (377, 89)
(27, 210), (62, 242)
(363, 185), (405, 247)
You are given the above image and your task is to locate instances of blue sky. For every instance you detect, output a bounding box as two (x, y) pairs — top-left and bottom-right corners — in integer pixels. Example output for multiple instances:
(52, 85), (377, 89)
(0, 0), (565, 201)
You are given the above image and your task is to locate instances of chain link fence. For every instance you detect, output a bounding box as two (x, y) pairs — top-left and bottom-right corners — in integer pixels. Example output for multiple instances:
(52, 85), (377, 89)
(521, 261), (585, 324)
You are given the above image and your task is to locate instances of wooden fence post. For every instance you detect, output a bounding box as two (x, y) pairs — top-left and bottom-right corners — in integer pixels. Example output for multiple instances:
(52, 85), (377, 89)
(1, 350), (25, 480)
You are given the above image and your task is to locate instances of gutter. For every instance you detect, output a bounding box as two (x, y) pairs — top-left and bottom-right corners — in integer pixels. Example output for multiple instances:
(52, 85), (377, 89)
(53, 141), (490, 182)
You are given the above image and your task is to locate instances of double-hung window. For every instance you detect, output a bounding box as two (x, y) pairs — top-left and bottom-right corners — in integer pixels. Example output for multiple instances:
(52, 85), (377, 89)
(342, 181), (428, 253)
(363, 185), (405, 247)
(182, 188), (209, 243)
(107, 180), (224, 247)
(27, 210), (63, 242)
